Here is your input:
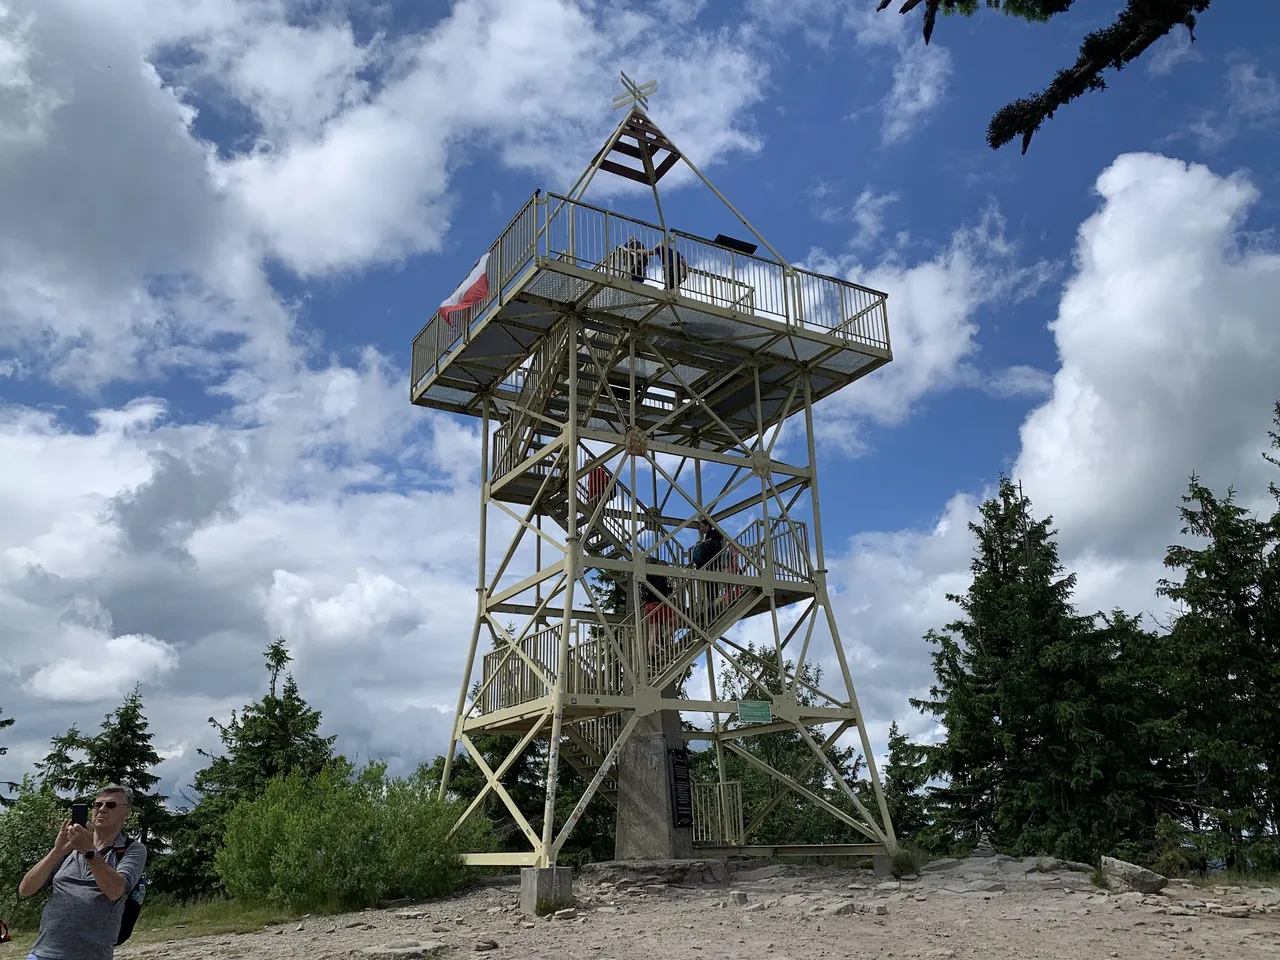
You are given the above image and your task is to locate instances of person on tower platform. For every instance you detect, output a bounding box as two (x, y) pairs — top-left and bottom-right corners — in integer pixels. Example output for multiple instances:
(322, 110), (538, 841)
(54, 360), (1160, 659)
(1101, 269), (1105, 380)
(639, 559), (678, 668)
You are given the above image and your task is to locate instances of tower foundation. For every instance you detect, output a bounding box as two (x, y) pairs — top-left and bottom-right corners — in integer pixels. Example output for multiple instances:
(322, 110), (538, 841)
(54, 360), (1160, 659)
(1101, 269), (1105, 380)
(615, 705), (693, 860)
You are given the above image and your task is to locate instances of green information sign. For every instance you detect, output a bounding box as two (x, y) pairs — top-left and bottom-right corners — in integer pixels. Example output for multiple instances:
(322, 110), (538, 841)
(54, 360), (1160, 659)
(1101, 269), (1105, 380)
(738, 700), (773, 724)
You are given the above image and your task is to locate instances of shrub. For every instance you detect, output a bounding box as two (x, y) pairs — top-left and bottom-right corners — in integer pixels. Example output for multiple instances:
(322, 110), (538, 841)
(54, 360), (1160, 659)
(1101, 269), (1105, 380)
(215, 759), (486, 912)
(0, 777), (67, 931)
(889, 845), (923, 878)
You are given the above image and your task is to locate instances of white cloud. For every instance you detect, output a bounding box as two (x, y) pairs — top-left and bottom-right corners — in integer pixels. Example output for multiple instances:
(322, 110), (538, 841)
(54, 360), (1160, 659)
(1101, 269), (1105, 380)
(1188, 57), (1280, 149)
(746, 0), (951, 145)
(1146, 26), (1202, 76)
(820, 188), (900, 249)
(198, 0), (768, 276)
(825, 152), (1280, 747)
(802, 205), (1053, 451)
(881, 38), (951, 145)
(28, 631), (179, 702)
(983, 364), (1053, 399)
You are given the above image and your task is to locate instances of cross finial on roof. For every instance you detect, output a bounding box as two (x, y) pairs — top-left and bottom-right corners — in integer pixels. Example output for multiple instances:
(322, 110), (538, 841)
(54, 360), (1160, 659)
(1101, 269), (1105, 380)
(613, 71), (657, 112)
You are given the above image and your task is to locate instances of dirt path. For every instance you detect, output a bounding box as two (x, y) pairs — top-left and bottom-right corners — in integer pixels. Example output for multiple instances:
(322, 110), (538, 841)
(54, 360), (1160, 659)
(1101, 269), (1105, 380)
(118, 855), (1280, 960)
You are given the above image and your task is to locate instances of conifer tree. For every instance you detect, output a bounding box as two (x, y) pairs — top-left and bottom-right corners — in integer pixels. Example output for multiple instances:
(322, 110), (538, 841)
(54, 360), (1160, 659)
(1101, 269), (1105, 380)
(914, 477), (1154, 861)
(34, 689), (167, 843)
(1155, 463), (1280, 867)
(159, 638), (336, 899)
(882, 721), (932, 842)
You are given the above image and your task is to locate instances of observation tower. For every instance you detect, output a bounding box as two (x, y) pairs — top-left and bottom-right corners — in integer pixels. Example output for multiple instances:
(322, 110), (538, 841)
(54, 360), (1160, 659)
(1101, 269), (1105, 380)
(416, 75), (897, 898)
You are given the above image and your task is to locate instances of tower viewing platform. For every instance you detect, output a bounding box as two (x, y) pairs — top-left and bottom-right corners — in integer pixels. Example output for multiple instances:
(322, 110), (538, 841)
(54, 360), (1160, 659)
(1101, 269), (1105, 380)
(410, 201), (891, 449)
(420, 78), (898, 876)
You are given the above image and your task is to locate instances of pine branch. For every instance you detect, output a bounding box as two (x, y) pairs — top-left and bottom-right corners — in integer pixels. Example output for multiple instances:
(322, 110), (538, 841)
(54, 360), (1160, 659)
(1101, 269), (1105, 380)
(877, 0), (1213, 153)
(988, 1), (1212, 153)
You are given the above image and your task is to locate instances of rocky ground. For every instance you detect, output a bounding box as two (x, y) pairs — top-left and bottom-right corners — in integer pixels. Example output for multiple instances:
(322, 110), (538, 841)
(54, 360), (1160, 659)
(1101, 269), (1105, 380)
(117, 854), (1280, 960)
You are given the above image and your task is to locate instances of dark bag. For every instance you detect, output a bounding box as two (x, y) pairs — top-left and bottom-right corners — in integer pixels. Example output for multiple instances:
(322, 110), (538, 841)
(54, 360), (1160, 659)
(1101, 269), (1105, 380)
(111, 838), (147, 945)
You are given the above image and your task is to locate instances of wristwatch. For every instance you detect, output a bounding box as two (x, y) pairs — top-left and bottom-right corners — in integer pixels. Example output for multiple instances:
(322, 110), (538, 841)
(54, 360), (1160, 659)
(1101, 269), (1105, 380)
(84, 849), (96, 861)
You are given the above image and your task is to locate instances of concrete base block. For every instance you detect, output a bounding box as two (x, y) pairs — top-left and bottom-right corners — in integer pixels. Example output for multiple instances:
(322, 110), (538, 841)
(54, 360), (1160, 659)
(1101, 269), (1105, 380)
(873, 854), (892, 879)
(615, 706), (694, 860)
(519, 866), (573, 916)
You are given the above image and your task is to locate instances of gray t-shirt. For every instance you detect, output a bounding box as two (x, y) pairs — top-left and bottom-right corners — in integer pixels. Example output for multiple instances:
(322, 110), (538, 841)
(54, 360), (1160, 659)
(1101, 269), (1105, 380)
(30, 833), (147, 960)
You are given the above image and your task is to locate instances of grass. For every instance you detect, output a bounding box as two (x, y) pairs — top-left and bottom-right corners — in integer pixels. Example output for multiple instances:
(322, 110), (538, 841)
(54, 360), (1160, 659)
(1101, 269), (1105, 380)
(3, 897), (307, 954)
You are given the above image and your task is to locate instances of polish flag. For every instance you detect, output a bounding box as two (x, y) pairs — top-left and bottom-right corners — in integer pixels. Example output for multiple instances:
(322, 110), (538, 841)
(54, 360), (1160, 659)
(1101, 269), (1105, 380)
(439, 252), (491, 325)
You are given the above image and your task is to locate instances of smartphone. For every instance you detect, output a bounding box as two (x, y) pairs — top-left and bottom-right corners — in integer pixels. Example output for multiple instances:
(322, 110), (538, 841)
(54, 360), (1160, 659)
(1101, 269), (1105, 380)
(71, 803), (88, 827)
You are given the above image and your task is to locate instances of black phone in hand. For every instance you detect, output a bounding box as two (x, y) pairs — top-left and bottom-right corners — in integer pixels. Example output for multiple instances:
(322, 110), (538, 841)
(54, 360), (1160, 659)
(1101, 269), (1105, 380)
(71, 803), (88, 827)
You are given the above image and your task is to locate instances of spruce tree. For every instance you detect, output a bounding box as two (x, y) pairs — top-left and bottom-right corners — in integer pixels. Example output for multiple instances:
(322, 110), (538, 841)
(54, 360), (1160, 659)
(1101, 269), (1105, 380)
(882, 721), (933, 843)
(160, 637), (336, 899)
(34, 689), (167, 843)
(914, 476), (1152, 861)
(1155, 468), (1279, 867)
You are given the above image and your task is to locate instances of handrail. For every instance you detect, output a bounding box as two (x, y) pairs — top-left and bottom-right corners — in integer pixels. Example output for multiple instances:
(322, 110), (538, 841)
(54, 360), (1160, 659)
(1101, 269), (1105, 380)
(411, 191), (890, 400)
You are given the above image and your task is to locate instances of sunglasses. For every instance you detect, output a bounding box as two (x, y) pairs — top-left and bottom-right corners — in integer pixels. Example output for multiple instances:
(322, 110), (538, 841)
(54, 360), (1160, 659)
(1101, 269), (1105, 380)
(92, 800), (120, 810)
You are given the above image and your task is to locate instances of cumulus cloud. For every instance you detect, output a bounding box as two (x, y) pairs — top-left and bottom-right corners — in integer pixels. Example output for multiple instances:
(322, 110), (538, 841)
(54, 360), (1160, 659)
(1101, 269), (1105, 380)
(825, 153), (1280, 746)
(28, 631), (179, 702)
(184, 0), (769, 276)
(801, 205), (1053, 451)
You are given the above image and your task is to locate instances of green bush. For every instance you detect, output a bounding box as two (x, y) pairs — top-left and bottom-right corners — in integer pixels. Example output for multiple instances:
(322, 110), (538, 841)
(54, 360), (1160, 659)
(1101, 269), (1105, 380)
(215, 759), (486, 912)
(0, 777), (67, 931)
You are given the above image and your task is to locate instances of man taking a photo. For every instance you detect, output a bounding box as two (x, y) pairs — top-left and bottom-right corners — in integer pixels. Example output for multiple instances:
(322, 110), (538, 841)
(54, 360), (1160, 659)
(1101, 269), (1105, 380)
(18, 784), (147, 960)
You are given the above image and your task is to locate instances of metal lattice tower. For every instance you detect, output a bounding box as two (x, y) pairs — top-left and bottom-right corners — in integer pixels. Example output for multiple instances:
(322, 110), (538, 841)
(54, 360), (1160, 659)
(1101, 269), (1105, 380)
(416, 76), (897, 868)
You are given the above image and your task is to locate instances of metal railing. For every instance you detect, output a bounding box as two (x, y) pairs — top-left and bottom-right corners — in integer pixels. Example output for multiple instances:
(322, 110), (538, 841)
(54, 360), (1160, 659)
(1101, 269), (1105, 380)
(478, 625), (560, 714)
(693, 780), (744, 846)
(410, 192), (890, 397)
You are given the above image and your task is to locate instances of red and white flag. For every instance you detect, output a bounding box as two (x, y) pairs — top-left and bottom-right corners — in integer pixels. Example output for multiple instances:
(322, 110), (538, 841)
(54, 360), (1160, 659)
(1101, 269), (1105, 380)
(439, 252), (490, 325)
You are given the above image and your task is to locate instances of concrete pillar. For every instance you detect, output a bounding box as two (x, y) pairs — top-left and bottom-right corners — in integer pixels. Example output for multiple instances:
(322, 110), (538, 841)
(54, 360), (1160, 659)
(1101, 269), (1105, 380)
(614, 695), (694, 860)
(519, 866), (573, 916)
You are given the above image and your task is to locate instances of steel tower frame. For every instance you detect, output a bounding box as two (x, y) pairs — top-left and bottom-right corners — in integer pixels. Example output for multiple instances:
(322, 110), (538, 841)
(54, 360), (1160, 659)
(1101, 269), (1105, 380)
(423, 76), (898, 868)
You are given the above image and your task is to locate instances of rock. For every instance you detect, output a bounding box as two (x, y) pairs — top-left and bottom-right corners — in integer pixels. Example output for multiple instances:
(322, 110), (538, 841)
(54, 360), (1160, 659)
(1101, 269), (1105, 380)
(295, 923), (304, 932)
(1100, 857), (1168, 895)
(580, 859), (728, 887)
(920, 858), (961, 874)
(396, 911), (429, 920)
(875, 882), (900, 894)
(553, 908), (577, 920)
(474, 938), (499, 952)
(970, 834), (997, 858)
(742, 902), (766, 913)
(735, 864), (788, 882)
(965, 880), (1005, 894)
(820, 900), (860, 917)
(1212, 906), (1252, 919)
(359, 942), (446, 958)
(731, 891), (749, 905)
(430, 924), (449, 933)
(780, 894), (809, 907)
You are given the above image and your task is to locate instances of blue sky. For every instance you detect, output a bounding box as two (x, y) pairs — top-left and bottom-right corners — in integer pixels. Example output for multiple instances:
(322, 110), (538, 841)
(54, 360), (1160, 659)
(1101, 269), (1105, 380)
(1, 0), (1278, 806)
